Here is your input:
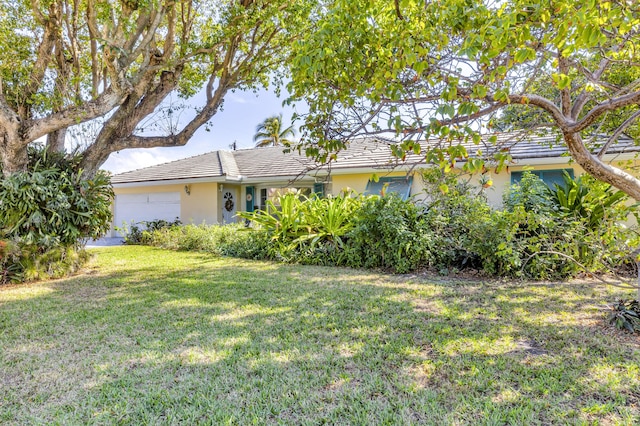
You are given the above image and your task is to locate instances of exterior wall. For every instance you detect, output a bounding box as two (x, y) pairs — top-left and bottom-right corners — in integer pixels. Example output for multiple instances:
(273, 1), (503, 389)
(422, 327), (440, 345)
(182, 182), (219, 225)
(330, 172), (423, 198)
(112, 182), (219, 231)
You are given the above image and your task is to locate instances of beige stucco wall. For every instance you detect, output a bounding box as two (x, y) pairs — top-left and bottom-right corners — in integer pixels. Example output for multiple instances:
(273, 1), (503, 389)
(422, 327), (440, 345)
(113, 182), (219, 227)
(183, 182), (219, 224)
(330, 171), (423, 197)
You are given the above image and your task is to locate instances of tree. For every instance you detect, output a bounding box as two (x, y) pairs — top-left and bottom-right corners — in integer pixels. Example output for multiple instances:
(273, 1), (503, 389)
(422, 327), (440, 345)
(0, 0), (314, 176)
(289, 0), (640, 199)
(253, 114), (296, 147)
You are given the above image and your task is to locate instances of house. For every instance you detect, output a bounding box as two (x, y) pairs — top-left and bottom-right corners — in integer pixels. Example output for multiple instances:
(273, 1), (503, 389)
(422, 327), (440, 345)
(109, 133), (640, 235)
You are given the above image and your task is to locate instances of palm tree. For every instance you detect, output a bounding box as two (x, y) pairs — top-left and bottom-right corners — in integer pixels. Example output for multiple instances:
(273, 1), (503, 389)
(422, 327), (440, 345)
(253, 114), (296, 147)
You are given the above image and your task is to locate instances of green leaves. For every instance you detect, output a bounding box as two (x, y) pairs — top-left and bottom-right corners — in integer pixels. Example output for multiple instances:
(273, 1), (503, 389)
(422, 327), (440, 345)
(289, 0), (640, 204)
(609, 299), (640, 333)
(552, 73), (572, 90)
(0, 148), (114, 249)
(238, 192), (361, 259)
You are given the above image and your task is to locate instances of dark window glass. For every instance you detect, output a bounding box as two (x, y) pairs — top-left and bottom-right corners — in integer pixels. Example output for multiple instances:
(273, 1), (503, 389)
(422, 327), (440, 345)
(364, 176), (413, 200)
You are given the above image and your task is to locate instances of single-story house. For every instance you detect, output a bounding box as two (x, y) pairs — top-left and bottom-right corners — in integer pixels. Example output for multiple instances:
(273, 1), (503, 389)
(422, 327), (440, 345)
(108, 132), (640, 236)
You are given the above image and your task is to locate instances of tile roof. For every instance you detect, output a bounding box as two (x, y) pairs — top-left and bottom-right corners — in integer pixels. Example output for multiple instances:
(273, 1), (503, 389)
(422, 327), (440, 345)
(111, 151), (224, 184)
(110, 132), (639, 184)
(232, 146), (313, 178)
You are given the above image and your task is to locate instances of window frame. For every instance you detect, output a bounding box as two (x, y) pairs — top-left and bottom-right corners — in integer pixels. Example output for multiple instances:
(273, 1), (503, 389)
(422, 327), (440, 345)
(364, 176), (413, 200)
(510, 168), (574, 187)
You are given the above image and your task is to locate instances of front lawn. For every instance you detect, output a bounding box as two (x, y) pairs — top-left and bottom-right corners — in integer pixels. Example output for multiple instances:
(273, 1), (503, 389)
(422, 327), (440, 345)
(1, 246), (639, 424)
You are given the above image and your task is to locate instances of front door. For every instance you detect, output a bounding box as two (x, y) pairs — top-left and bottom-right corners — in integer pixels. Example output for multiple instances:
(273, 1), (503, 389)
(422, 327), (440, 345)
(222, 190), (236, 223)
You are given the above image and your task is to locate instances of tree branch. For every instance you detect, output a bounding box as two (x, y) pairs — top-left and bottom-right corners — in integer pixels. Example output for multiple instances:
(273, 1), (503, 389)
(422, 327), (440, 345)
(569, 90), (640, 133)
(24, 88), (124, 141)
(598, 109), (640, 158)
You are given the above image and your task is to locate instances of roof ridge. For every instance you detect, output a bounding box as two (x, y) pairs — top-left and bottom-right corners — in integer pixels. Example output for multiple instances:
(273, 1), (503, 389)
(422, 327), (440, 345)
(219, 150), (240, 177)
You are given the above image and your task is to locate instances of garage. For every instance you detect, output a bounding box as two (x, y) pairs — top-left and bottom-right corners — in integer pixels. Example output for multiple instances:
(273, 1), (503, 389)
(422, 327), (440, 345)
(113, 192), (181, 236)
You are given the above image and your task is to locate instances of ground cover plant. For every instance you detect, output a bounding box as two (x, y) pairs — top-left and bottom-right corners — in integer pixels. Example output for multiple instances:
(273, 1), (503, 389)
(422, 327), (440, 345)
(1, 246), (639, 424)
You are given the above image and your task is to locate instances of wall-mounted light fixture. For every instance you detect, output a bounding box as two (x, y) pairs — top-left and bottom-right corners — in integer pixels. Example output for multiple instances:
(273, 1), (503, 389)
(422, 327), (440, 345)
(184, 185), (191, 195)
(219, 183), (224, 193)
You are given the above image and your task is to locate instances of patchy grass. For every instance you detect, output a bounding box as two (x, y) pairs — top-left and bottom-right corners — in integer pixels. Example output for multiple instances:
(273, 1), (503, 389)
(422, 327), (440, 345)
(1, 246), (639, 425)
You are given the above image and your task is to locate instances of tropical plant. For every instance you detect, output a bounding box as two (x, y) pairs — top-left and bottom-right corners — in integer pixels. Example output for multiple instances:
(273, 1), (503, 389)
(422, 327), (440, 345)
(0, 147), (113, 249)
(253, 114), (296, 148)
(0, 147), (111, 283)
(547, 171), (629, 230)
(346, 194), (431, 273)
(238, 192), (360, 261)
(503, 170), (555, 215)
(609, 299), (640, 333)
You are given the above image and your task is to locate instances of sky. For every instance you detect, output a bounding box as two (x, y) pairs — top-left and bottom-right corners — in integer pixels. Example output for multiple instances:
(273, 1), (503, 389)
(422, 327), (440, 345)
(100, 87), (307, 174)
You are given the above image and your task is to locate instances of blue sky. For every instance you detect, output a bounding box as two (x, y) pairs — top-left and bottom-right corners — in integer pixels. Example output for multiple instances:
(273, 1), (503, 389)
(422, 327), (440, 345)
(101, 87), (306, 174)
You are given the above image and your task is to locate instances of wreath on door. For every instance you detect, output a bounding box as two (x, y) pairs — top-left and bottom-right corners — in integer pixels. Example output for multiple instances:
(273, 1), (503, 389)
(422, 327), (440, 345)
(223, 192), (234, 212)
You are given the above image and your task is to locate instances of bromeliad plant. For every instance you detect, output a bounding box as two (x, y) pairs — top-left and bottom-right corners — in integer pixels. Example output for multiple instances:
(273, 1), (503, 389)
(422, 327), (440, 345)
(238, 192), (360, 259)
(0, 147), (113, 249)
(548, 171), (629, 230)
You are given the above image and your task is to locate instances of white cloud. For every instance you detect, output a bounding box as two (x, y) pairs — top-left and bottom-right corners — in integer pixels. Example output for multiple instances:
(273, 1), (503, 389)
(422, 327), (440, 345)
(101, 149), (181, 174)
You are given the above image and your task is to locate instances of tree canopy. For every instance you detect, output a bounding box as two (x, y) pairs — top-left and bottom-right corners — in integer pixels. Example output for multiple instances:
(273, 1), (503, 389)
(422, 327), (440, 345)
(253, 114), (296, 147)
(289, 0), (640, 199)
(0, 0), (314, 175)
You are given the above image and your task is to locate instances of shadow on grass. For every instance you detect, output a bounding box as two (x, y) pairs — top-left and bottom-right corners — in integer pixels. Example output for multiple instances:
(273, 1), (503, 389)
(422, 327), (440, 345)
(1, 247), (639, 424)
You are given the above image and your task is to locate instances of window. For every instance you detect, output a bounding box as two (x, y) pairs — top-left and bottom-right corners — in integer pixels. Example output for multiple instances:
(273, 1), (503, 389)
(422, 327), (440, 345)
(257, 187), (312, 209)
(313, 182), (326, 198)
(364, 176), (413, 200)
(260, 188), (267, 209)
(511, 169), (574, 187)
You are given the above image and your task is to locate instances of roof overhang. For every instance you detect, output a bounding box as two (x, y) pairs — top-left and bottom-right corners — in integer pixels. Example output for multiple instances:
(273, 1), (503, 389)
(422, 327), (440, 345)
(112, 176), (227, 188)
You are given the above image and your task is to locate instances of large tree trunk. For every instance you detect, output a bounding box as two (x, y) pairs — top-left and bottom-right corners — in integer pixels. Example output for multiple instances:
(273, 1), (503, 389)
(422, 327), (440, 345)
(0, 133), (28, 176)
(563, 132), (640, 201)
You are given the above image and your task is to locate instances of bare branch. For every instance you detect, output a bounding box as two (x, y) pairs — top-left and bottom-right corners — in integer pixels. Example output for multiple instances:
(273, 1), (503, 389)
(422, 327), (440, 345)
(24, 88), (124, 141)
(598, 109), (640, 158)
(569, 90), (640, 133)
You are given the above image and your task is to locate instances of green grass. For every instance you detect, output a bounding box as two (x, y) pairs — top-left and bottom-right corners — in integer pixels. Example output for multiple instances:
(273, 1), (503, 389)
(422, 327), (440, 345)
(1, 246), (639, 425)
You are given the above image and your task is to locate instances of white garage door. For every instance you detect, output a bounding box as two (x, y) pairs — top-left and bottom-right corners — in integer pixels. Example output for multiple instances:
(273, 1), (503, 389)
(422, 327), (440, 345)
(114, 192), (181, 236)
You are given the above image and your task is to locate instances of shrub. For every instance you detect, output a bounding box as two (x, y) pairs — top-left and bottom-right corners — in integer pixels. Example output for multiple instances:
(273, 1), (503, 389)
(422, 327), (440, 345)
(503, 170), (555, 215)
(0, 147), (112, 284)
(140, 224), (270, 260)
(238, 192), (360, 263)
(503, 171), (636, 279)
(0, 147), (113, 249)
(609, 299), (640, 333)
(120, 218), (182, 245)
(345, 194), (431, 273)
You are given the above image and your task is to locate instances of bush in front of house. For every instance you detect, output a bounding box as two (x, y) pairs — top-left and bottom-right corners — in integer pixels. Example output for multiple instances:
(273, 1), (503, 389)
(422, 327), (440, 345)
(120, 218), (182, 245)
(141, 223), (271, 260)
(344, 194), (433, 273)
(238, 192), (361, 265)
(501, 171), (635, 279)
(0, 147), (113, 284)
(133, 170), (636, 281)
